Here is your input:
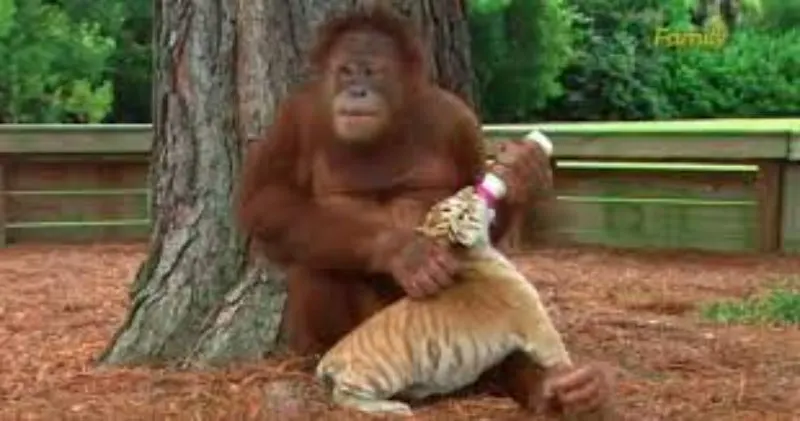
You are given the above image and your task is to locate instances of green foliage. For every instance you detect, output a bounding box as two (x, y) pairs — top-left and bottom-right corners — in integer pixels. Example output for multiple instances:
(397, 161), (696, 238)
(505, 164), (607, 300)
(533, 0), (800, 121)
(50, 0), (152, 122)
(702, 287), (800, 325)
(106, 0), (153, 123)
(0, 0), (795, 123)
(54, 0), (126, 34)
(468, 0), (576, 122)
(656, 29), (800, 118)
(56, 80), (114, 123)
(0, 0), (116, 122)
(468, 0), (512, 14)
(758, 0), (800, 32)
(0, 0), (15, 38)
(686, 0), (763, 30)
(537, 0), (684, 121)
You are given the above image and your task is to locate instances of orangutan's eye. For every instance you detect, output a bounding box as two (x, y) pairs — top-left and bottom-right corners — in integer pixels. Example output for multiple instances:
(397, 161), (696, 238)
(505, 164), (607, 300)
(338, 64), (355, 77)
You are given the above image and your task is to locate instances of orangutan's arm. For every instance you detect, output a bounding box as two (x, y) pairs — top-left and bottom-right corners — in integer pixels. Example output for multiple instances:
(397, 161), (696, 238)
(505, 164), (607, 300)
(236, 98), (404, 273)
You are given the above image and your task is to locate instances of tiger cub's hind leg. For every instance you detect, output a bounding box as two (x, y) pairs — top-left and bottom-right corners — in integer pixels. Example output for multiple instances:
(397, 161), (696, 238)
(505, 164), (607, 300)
(329, 381), (413, 416)
(516, 315), (619, 420)
(511, 282), (573, 370)
(519, 324), (572, 370)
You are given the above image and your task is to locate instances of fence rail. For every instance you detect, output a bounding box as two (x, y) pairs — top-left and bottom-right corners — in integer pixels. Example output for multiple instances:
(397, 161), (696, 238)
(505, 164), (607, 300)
(0, 119), (798, 253)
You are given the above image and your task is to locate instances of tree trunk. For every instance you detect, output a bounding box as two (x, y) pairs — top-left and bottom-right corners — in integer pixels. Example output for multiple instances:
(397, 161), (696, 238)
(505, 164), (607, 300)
(388, 0), (475, 106)
(99, 0), (474, 368)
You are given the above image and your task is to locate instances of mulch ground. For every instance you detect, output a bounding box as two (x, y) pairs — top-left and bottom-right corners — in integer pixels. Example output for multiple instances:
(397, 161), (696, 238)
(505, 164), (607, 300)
(1, 243), (798, 421)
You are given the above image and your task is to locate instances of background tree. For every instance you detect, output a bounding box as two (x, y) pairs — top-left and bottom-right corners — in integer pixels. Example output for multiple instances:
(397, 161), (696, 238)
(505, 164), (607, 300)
(5, 0), (797, 125)
(468, 0), (575, 122)
(688, 0), (763, 31)
(0, 0), (116, 123)
(98, 0), (475, 367)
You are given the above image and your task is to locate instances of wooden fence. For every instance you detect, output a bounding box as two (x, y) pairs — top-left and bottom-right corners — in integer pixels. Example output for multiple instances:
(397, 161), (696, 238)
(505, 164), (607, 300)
(0, 119), (798, 253)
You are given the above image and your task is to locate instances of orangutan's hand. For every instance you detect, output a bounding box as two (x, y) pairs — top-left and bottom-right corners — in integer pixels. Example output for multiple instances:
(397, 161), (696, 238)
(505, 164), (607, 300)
(375, 230), (459, 299)
(543, 362), (614, 415)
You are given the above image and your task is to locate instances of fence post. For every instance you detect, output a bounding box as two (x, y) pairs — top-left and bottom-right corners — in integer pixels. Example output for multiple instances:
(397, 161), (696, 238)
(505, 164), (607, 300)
(781, 162), (800, 253)
(757, 162), (783, 252)
(778, 129), (800, 253)
(0, 160), (5, 247)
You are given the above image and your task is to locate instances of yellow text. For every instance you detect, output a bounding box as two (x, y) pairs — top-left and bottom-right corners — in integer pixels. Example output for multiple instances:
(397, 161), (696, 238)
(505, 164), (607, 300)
(653, 27), (728, 48)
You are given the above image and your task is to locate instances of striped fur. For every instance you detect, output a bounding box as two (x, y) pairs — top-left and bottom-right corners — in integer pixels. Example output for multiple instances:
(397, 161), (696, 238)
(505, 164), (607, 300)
(315, 186), (573, 416)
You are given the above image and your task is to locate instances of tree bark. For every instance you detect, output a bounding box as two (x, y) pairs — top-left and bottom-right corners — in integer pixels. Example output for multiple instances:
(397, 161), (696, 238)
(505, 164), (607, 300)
(388, 0), (475, 106)
(99, 0), (474, 368)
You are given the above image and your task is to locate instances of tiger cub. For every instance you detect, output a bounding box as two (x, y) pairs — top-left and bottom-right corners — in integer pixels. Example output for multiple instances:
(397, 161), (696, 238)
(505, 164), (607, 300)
(315, 185), (573, 417)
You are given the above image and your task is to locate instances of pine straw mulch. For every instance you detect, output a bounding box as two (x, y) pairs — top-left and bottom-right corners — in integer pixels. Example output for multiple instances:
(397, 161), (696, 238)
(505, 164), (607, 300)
(1, 243), (799, 421)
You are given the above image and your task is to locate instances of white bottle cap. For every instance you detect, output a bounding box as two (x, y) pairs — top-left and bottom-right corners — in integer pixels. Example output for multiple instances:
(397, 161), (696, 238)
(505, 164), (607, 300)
(524, 130), (553, 157)
(478, 172), (507, 200)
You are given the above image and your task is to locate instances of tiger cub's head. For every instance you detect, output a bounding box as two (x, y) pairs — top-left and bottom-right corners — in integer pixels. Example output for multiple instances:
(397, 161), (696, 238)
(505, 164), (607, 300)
(416, 186), (492, 249)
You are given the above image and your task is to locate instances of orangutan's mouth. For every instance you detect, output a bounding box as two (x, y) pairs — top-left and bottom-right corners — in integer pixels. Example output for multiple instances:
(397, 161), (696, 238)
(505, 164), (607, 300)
(339, 109), (378, 118)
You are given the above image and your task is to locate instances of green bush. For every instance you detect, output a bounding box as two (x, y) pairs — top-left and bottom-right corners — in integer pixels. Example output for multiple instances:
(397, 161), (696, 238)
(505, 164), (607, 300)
(535, 0), (800, 121)
(53, 0), (153, 123)
(0, 0), (116, 123)
(757, 0), (800, 32)
(106, 1), (153, 123)
(656, 28), (800, 118)
(537, 0), (683, 121)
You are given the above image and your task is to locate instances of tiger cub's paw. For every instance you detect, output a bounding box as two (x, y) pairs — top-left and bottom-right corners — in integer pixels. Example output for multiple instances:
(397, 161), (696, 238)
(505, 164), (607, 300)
(329, 383), (414, 417)
(358, 399), (414, 416)
(335, 395), (413, 416)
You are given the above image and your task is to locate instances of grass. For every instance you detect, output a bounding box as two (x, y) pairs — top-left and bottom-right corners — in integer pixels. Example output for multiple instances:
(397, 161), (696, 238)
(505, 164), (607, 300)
(702, 287), (800, 325)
